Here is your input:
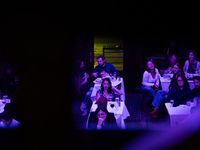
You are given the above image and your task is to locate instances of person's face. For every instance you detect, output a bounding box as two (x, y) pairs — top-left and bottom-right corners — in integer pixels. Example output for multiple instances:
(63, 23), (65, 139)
(194, 79), (200, 90)
(80, 61), (85, 69)
(169, 55), (177, 66)
(97, 110), (107, 120)
(189, 52), (195, 61)
(173, 64), (180, 74)
(97, 58), (105, 67)
(177, 77), (184, 87)
(102, 80), (110, 90)
(147, 61), (154, 70)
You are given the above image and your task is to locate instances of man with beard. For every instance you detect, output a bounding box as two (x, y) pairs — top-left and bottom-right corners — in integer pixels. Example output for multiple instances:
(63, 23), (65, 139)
(92, 55), (118, 78)
(190, 76), (200, 101)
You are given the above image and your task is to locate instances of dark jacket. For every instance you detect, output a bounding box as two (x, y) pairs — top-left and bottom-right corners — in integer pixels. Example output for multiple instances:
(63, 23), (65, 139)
(88, 112), (118, 130)
(167, 87), (191, 106)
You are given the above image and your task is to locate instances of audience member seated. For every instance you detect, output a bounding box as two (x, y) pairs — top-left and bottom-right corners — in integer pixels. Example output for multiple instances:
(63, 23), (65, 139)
(150, 74), (191, 118)
(183, 50), (200, 79)
(74, 59), (93, 116)
(4, 87), (22, 122)
(96, 96), (108, 107)
(160, 54), (177, 75)
(92, 55), (118, 78)
(96, 78), (123, 102)
(189, 76), (200, 101)
(0, 110), (21, 129)
(150, 61), (184, 117)
(141, 60), (161, 100)
(87, 106), (118, 130)
(0, 65), (16, 96)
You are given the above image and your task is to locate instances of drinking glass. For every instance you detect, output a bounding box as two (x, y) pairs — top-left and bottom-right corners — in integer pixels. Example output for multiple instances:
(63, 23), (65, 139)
(108, 94), (113, 101)
(115, 102), (119, 110)
(186, 100), (191, 106)
(170, 99), (174, 107)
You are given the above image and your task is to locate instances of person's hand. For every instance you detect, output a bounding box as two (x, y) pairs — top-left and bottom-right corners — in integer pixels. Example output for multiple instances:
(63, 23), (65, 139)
(101, 72), (109, 77)
(84, 72), (90, 78)
(92, 72), (98, 78)
(168, 67), (173, 71)
(154, 84), (159, 91)
(97, 117), (105, 126)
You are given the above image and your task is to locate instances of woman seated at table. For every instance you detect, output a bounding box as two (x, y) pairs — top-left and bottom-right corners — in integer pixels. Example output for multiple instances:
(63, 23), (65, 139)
(183, 50), (200, 78)
(96, 78), (123, 101)
(150, 74), (191, 118)
(87, 106), (118, 130)
(150, 61), (184, 117)
(141, 60), (161, 100)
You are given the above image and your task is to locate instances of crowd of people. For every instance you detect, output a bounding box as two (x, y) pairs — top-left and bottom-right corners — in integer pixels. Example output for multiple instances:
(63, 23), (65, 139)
(142, 50), (200, 118)
(74, 50), (200, 130)
(0, 63), (21, 129)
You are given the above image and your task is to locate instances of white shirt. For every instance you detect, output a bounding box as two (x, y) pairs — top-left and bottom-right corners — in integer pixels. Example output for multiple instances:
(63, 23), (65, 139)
(142, 68), (160, 86)
(0, 118), (21, 129)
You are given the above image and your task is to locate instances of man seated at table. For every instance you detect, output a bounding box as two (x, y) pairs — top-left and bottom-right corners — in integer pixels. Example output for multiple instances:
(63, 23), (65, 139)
(92, 55), (118, 78)
(160, 54), (177, 75)
(87, 106), (118, 130)
(189, 76), (200, 101)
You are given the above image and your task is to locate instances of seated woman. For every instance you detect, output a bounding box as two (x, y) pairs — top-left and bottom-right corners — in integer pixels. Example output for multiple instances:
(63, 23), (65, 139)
(150, 61), (184, 117)
(183, 50), (200, 78)
(96, 78), (123, 101)
(74, 59), (93, 116)
(141, 60), (161, 100)
(0, 110), (21, 129)
(87, 106), (118, 130)
(150, 74), (191, 118)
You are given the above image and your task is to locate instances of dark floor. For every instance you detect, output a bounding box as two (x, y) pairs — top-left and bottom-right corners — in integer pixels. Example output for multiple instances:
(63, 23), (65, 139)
(72, 90), (170, 131)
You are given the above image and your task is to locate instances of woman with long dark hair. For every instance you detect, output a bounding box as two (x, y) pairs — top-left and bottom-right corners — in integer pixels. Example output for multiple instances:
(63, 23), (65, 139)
(141, 60), (161, 100)
(96, 78), (123, 101)
(150, 61), (184, 118)
(88, 106), (118, 130)
(151, 74), (191, 118)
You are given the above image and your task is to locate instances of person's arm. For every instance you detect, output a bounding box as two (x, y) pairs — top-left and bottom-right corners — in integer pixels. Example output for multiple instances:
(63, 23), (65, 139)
(110, 64), (118, 77)
(166, 87), (174, 101)
(112, 87), (123, 95)
(92, 66), (99, 78)
(155, 69), (160, 86)
(96, 91), (101, 101)
(142, 71), (154, 86)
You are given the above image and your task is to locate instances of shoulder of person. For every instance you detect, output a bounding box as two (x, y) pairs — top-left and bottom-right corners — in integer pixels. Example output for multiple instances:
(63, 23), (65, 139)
(185, 60), (189, 64)
(105, 62), (113, 66)
(155, 68), (159, 73)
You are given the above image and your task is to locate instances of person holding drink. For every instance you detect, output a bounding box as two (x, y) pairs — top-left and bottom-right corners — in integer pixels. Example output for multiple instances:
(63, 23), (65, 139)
(96, 78), (123, 102)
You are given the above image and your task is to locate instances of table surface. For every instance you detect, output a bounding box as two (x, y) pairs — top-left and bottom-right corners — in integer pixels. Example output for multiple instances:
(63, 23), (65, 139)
(165, 102), (195, 115)
(94, 78), (123, 87)
(90, 101), (125, 114)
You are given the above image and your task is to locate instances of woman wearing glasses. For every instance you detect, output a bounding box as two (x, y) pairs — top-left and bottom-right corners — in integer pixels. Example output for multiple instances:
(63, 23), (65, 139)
(150, 74), (191, 118)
